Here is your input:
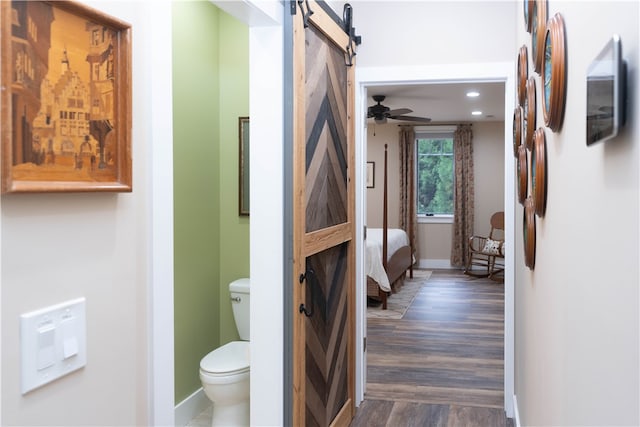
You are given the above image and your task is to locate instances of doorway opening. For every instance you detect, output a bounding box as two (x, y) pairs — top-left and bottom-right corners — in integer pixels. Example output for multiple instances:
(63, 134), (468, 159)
(354, 63), (515, 419)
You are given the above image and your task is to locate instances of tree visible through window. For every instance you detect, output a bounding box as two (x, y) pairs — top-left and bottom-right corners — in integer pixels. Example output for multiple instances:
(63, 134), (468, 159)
(417, 134), (454, 215)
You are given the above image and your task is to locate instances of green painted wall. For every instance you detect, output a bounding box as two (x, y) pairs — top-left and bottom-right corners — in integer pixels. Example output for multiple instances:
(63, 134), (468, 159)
(218, 11), (250, 344)
(172, 2), (249, 404)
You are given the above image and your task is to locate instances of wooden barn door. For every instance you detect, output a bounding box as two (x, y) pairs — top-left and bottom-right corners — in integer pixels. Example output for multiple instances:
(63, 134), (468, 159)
(292, 2), (357, 426)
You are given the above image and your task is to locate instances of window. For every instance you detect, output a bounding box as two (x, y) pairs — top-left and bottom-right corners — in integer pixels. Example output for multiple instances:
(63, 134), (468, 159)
(416, 132), (454, 216)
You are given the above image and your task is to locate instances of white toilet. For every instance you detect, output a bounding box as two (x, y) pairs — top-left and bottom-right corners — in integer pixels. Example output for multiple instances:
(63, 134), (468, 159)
(200, 278), (250, 426)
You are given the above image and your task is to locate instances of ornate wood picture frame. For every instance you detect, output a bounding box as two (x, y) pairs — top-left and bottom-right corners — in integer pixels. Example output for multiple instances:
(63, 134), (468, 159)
(542, 13), (567, 132)
(1, 1), (132, 193)
(532, 127), (547, 217)
(239, 116), (250, 216)
(531, 0), (548, 74)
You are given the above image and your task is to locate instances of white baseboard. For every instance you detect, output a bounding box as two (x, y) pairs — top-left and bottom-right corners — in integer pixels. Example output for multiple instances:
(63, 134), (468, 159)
(175, 387), (211, 427)
(513, 394), (521, 427)
(418, 258), (454, 269)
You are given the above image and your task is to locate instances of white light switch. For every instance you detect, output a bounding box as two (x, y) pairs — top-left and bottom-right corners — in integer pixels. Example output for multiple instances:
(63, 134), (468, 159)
(36, 324), (55, 370)
(61, 317), (78, 359)
(21, 298), (86, 394)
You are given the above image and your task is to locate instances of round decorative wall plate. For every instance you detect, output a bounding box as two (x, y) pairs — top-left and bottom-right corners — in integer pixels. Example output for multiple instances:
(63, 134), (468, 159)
(532, 128), (547, 217)
(517, 145), (528, 205)
(542, 12), (567, 131)
(523, 197), (536, 269)
(531, 0), (548, 74)
(525, 77), (536, 150)
(513, 106), (523, 157)
(524, 0), (534, 33)
(518, 45), (528, 107)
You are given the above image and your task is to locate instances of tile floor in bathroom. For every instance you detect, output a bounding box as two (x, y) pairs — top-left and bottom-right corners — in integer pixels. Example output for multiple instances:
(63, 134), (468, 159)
(186, 405), (213, 427)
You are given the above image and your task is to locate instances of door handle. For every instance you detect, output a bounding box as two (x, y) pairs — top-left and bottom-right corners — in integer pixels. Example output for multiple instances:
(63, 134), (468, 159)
(299, 267), (315, 317)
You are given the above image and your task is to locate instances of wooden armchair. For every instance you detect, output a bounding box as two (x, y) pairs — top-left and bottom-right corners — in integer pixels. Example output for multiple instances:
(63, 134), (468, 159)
(465, 211), (505, 281)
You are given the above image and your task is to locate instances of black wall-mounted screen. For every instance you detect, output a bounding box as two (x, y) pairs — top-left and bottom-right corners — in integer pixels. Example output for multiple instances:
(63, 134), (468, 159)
(586, 35), (626, 146)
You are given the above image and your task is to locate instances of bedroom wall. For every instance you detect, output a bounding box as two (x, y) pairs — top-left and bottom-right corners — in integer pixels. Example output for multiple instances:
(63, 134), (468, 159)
(173, 2), (249, 405)
(513, 1), (639, 425)
(366, 121), (505, 267)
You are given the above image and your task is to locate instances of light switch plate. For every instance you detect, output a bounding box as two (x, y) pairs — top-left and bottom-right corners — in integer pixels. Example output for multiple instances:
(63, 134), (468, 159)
(20, 297), (87, 394)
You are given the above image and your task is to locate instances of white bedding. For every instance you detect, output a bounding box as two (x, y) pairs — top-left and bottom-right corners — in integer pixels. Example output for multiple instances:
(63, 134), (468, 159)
(365, 228), (410, 292)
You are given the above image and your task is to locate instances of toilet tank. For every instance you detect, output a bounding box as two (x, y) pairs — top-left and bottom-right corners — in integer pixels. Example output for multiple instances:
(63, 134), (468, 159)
(229, 278), (250, 341)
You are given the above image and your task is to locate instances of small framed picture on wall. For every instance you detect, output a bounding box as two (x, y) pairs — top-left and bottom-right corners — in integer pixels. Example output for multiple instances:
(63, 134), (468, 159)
(366, 162), (375, 188)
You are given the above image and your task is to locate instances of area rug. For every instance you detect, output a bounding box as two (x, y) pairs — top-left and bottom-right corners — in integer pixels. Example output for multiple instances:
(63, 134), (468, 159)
(367, 269), (432, 320)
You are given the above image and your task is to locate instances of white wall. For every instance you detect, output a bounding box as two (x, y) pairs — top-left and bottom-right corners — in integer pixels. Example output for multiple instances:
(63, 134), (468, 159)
(514, 1), (639, 425)
(1, 2), (174, 426)
(366, 121), (505, 265)
(353, 1), (516, 67)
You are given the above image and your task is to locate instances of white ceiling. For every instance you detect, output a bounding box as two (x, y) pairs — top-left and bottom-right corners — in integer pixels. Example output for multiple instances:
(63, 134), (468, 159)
(366, 81), (506, 124)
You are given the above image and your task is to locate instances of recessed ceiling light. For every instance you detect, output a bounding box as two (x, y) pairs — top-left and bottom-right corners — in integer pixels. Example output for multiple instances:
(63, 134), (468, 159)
(466, 91), (480, 98)
(471, 111), (483, 116)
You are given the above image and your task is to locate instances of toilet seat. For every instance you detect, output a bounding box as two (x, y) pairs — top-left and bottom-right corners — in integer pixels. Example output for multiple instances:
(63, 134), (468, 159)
(200, 341), (250, 376)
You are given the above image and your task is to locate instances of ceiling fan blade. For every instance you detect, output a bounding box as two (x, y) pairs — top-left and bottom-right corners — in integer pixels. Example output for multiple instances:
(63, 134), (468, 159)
(385, 108), (412, 116)
(389, 115), (432, 123)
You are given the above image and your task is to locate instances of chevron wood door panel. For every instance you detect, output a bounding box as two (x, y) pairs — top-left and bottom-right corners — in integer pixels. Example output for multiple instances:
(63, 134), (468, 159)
(292, 1), (356, 426)
(304, 243), (349, 427)
(304, 23), (348, 233)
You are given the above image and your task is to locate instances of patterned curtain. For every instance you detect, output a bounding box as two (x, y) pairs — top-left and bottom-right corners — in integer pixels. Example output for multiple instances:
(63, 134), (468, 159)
(399, 126), (418, 260)
(450, 124), (474, 268)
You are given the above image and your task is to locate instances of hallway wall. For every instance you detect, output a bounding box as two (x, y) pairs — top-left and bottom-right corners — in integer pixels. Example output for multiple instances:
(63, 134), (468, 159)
(0, 2), (172, 425)
(514, 1), (639, 425)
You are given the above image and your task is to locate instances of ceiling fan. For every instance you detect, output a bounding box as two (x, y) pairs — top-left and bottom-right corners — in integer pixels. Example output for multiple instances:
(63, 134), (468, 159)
(367, 94), (432, 124)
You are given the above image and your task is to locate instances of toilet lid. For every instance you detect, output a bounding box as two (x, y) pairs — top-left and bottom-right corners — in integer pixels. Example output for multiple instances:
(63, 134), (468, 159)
(200, 341), (250, 375)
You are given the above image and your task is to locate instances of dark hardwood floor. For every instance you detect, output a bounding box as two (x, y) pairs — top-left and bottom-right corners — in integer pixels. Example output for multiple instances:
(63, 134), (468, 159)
(350, 269), (514, 427)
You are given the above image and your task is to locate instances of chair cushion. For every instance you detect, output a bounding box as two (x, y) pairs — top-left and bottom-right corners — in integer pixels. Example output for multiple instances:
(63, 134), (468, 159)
(482, 238), (504, 256)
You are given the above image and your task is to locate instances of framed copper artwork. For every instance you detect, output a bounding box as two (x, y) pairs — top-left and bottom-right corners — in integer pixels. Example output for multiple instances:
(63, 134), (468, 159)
(532, 128), (547, 217)
(525, 77), (536, 150)
(517, 45), (528, 107)
(523, 197), (536, 269)
(239, 116), (250, 216)
(1, 1), (132, 193)
(531, 0), (547, 74)
(517, 145), (527, 205)
(513, 106), (523, 157)
(542, 13), (567, 132)
(524, 0), (534, 33)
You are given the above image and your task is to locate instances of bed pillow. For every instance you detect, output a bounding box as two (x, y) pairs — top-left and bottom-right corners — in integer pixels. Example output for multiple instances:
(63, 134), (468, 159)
(482, 238), (504, 256)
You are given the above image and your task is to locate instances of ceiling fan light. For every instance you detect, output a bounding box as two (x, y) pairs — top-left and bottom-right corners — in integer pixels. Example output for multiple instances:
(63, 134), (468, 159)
(374, 117), (387, 124)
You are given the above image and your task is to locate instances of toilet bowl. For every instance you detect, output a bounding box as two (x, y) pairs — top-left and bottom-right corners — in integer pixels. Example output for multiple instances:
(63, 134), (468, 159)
(200, 341), (250, 426)
(200, 278), (250, 426)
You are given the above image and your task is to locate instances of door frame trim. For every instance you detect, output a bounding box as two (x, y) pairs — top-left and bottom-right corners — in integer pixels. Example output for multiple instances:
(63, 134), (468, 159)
(353, 62), (516, 418)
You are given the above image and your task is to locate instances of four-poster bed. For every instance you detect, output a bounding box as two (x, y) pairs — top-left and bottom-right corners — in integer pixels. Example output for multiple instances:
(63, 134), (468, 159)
(366, 144), (414, 309)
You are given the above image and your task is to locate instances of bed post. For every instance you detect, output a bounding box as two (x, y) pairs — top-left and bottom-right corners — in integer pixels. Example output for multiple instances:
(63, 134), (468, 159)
(382, 143), (388, 271)
(380, 144), (389, 308)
